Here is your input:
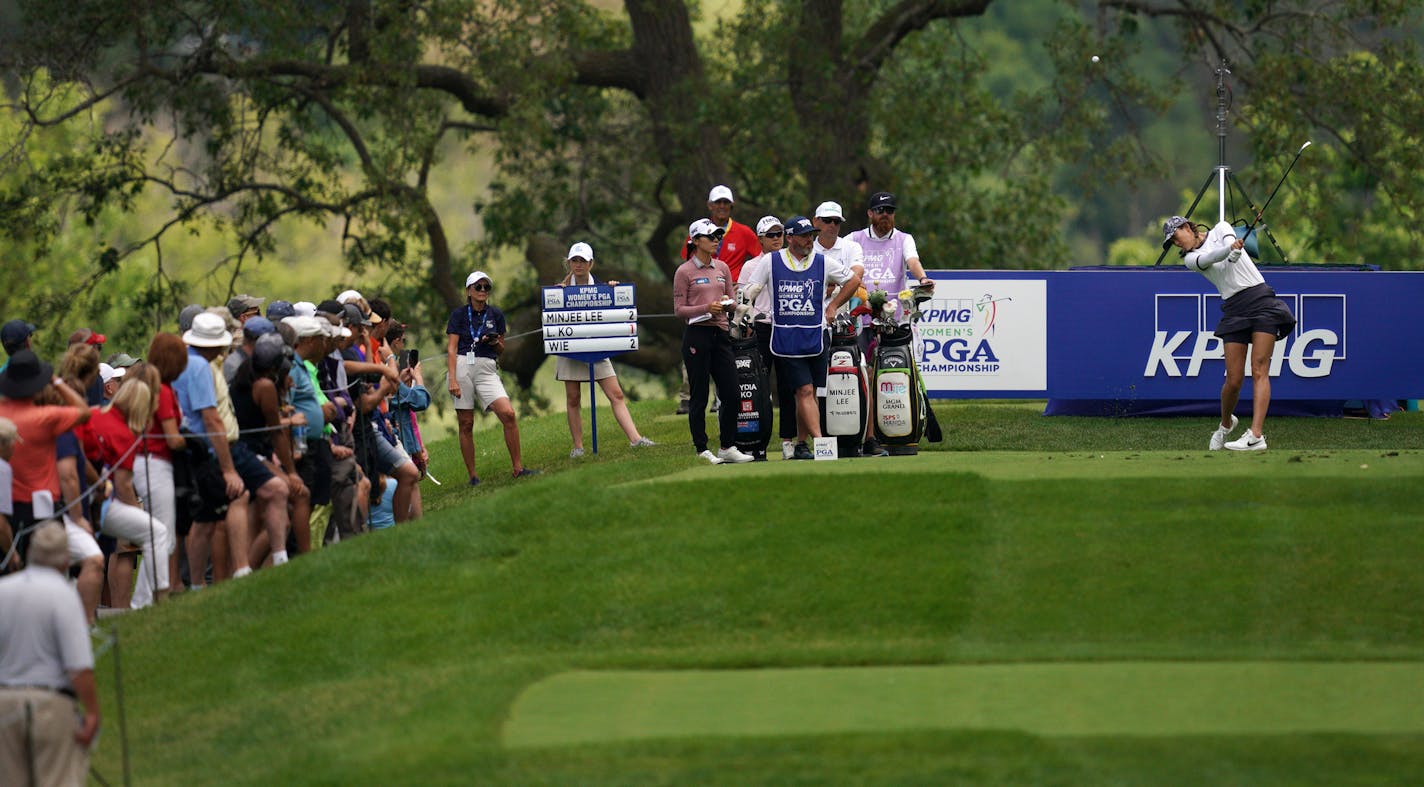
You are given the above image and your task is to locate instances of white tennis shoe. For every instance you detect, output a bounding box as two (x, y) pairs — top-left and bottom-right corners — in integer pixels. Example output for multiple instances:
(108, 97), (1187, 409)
(1225, 431), (1267, 451)
(1208, 414), (1239, 451)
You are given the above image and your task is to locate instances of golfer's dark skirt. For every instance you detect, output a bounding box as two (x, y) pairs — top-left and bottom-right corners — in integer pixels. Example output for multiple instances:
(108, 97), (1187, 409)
(1215, 283), (1297, 343)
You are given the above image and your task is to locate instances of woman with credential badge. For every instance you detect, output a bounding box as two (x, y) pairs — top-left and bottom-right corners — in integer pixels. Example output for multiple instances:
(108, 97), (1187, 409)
(446, 270), (540, 485)
(1163, 215), (1296, 451)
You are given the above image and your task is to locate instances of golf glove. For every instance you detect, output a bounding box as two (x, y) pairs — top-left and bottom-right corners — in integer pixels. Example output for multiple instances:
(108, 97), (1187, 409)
(1227, 248), (1242, 263)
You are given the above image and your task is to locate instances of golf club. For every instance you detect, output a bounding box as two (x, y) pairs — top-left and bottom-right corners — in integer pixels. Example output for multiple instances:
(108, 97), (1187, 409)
(1241, 140), (1311, 240)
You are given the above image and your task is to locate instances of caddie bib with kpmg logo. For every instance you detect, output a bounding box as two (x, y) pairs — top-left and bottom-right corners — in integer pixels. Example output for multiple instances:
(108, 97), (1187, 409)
(770, 249), (826, 358)
(849, 228), (908, 298)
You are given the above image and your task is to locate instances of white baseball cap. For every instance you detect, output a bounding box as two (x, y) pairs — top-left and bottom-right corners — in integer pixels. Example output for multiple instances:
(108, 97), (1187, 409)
(567, 242), (594, 261)
(688, 218), (723, 239)
(707, 185), (734, 203)
(293, 301), (317, 317)
(282, 315), (327, 339)
(99, 363), (126, 384)
(814, 201), (844, 220)
(336, 289), (363, 305)
(755, 216), (783, 235)
(465, 270), (492, 288)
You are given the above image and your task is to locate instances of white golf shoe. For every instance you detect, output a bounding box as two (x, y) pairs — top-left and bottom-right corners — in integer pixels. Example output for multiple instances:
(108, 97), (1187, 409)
(1225, 431), (1267, 451)
(698, 449), (725, 465)
(717, 446), (755, 463)
(1208, 414), (1239, 451)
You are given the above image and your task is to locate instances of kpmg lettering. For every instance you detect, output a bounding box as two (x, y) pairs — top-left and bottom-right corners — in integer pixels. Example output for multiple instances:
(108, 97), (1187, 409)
(1144, 328), (1340, 378)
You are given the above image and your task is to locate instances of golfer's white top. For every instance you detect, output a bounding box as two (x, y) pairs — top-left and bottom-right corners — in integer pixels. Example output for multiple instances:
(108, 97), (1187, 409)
(1184, 221), (1266, 300)
(0, 566), (94, 690)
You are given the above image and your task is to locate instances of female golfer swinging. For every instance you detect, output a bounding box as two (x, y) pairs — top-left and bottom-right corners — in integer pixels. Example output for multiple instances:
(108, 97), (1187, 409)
(1163, 216), (1296, 451)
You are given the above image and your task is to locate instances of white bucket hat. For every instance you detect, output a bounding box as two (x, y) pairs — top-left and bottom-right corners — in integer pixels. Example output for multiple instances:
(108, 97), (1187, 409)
(183, 312), (234, 348)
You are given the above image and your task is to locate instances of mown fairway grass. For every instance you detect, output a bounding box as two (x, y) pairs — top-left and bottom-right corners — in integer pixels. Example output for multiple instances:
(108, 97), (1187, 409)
(89, 401), (1424, 785)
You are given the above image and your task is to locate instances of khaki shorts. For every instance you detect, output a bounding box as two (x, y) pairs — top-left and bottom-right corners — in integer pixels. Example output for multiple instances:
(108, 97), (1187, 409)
(452, 355), (509, 412)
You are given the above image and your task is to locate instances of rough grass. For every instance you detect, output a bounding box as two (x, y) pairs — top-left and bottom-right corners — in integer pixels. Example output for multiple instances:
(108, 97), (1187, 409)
(88, 401), (1424, 785)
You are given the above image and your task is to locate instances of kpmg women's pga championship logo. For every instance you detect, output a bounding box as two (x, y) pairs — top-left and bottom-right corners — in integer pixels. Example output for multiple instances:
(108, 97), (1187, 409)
(915, 279), (1048, 394)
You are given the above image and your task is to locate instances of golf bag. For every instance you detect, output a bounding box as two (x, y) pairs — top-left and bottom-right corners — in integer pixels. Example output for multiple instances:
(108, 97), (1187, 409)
(731, 333), (773, 460)
(872, 323), (925, 455)
(820, 317), (869, 456)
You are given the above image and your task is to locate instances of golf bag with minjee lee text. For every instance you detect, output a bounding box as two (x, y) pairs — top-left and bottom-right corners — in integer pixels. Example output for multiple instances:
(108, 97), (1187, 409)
(820, 316), (869, 457)
(731, 333), (773, 461)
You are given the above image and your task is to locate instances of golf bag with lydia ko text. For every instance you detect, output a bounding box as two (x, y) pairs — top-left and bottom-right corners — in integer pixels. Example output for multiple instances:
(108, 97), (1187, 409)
(820, 316), (869, 457)
(731, 332), (773, 461)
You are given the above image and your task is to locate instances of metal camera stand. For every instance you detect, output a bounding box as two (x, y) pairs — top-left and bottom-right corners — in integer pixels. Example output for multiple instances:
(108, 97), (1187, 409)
(1155, 59), (1289, 265)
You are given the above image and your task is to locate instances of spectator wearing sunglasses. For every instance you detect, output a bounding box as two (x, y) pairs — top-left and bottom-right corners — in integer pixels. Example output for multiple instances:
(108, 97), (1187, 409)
(812, 202), (866, 314)
(848, 191), (933, 311)
(848, 191), (933, 456)
(445, 271), (539, 485)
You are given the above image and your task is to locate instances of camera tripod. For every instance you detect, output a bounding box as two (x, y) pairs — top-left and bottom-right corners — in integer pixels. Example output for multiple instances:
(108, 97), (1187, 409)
(1155, 59), (1290, 265)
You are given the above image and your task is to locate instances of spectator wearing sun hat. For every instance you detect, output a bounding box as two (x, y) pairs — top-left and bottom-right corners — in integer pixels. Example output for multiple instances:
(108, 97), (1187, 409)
(174, 312), (253, 586)
(446, 270), (540, 484)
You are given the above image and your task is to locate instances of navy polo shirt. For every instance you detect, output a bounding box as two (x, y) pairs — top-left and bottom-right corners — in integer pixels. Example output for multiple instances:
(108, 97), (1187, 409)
(446, 304), (505, 359)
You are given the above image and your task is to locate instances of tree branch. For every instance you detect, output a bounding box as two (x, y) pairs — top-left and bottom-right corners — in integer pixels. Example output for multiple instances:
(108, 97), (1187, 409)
(853, 0), (993, 76)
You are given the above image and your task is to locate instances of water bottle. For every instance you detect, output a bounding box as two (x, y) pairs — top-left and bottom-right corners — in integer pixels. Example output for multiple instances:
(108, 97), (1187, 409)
(292, 423), (307, 458)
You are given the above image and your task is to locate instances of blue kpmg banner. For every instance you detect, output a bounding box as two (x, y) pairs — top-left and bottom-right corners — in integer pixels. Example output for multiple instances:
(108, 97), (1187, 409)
(923, 268), (1424, 401)
(540, 283), (638, 364)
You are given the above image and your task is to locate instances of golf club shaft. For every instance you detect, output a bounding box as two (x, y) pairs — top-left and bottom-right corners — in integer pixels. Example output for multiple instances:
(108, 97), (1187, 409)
(1246, 141), (1311, 234)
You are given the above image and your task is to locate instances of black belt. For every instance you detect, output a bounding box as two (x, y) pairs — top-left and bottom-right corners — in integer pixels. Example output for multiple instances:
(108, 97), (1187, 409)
(0, 684), (77, 699)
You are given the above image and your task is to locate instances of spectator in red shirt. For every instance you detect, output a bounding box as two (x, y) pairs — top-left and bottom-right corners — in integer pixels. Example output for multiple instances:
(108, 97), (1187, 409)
(77, 365), (174, 606)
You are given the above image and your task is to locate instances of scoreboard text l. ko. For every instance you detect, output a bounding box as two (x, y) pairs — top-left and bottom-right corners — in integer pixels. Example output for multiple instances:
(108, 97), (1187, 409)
(541, 284), (639, 359)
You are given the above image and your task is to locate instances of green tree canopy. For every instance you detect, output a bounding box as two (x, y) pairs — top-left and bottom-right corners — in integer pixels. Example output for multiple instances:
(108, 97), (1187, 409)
(3, 0), (1421, 381)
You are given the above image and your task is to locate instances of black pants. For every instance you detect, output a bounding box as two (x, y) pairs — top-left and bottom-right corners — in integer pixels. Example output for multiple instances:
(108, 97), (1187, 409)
(754, 322), (798, 441)
(682, 325), (739, 453)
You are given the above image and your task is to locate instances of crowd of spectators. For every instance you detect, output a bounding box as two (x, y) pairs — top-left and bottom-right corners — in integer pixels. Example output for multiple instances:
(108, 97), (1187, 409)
(0, 290), (430, 615)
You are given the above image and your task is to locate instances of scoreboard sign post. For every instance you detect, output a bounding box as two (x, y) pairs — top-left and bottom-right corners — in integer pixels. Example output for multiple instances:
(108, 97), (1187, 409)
(542, 283), (638, 454)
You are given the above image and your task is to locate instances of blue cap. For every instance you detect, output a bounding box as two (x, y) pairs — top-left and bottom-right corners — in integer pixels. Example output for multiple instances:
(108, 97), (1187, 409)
(266, 300), (296, 320)
(784, 215), (816, 236)
(243, 316), (277, 338)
